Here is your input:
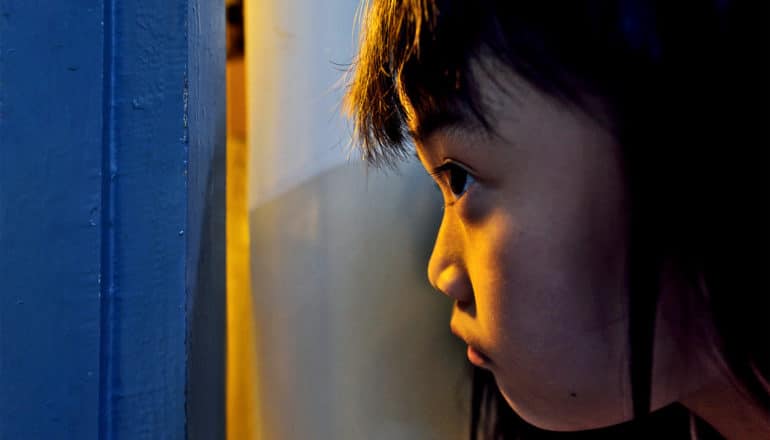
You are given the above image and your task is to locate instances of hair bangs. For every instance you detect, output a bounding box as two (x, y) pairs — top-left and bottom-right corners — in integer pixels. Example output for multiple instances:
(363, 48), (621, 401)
(344, 0), (498, 168)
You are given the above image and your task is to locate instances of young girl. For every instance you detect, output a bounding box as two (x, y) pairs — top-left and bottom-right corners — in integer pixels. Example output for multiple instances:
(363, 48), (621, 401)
(344, 1), (769, 439)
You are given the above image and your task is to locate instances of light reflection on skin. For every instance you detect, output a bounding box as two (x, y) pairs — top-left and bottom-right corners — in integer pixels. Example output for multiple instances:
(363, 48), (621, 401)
(403, 61), (717, 432)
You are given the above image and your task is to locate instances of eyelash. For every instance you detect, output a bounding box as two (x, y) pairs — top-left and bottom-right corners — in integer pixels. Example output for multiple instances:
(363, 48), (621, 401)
(430, 161), (476, 202)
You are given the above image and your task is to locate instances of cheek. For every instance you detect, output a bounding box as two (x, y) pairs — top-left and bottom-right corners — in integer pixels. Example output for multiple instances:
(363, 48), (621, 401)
(468, 167), (630, 344)
(463, 208), (519, 332)
(465, 208), (606, 347)
(465, 208), (633, 431)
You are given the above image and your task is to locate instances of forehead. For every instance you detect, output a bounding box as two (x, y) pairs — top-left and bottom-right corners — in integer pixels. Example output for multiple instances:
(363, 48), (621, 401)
(399, 57), (536, 150)
(403, 75), (529, 159)
(407, 111), (486, 150)
(407, 69), (619, 176)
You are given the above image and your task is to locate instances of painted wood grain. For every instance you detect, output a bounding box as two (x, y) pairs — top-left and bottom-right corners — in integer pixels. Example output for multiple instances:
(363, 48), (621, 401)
(0, 0), (225, 438)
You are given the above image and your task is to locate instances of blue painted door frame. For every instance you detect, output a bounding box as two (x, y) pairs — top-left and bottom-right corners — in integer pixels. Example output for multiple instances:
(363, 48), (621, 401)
(0, 0), (225, 438)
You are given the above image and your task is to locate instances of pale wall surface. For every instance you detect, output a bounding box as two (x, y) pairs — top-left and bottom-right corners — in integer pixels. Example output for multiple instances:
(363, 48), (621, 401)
(245, 0), (357, 208)
(245, 0), (471, 438)
(249, 163), (470, 440)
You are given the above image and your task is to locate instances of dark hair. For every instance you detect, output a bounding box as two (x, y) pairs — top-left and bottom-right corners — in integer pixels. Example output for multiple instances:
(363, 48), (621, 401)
(345, 1), (769, 438)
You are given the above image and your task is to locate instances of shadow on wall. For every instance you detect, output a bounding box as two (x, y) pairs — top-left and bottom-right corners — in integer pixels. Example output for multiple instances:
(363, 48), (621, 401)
(249, 161), (470, 440)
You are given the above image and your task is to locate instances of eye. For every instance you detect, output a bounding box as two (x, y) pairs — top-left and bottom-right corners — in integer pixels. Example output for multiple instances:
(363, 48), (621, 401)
(432, 161), (476, 201)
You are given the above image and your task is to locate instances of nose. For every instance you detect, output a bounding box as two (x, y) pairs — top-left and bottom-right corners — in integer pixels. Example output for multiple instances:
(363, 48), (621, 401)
(427, 212), (474, 305)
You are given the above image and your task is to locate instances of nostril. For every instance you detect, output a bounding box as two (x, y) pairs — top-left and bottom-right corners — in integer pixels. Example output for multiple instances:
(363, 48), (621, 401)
(456, 298), (473, 311)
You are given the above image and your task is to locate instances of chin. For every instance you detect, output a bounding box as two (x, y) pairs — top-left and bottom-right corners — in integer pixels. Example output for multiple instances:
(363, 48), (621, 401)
(497, 383), (633, 433)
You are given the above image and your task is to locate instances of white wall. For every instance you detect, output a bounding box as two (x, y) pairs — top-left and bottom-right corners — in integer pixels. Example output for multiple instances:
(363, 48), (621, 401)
(246, 0), (358, 208)
(245, 1), (470, 439)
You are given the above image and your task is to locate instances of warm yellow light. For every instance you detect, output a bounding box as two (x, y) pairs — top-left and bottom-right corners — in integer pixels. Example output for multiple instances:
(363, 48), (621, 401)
(226, 26), (259, 440)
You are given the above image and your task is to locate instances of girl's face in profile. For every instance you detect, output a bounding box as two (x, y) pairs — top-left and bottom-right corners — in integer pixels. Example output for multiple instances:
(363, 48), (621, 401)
(409, 67), (710, 431)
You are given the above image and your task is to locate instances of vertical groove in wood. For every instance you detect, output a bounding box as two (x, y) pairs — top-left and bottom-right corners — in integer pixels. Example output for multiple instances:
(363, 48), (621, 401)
(99, 0), (116, 437)
(186, 0), (227, 438)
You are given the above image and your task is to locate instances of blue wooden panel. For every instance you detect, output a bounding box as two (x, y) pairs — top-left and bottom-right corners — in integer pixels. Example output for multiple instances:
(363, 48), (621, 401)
(1, 0), (224, 438)
(100, 1), (190, 438)
(186, 0), (226, 439)
(0, 1), (104, 438)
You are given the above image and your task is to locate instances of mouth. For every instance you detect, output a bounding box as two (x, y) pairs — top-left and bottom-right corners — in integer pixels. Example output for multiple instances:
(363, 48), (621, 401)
(450, 324), (492, 368)
(466, 344), (491, 367)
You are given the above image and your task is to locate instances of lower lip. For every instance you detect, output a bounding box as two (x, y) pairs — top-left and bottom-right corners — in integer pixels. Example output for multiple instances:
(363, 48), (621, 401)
(467, 345), (489, 367)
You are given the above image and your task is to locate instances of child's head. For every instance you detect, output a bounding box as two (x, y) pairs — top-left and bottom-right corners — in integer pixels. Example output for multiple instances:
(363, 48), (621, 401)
(345, 0), (769, 436)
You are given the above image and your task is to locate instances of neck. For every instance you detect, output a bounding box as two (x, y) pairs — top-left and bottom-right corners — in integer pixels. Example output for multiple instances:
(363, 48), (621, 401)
(681, 376), (770, 440)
